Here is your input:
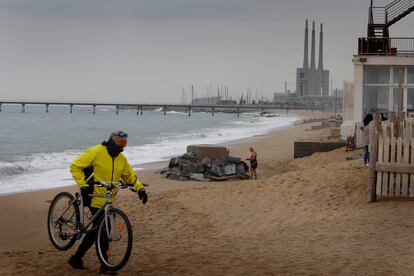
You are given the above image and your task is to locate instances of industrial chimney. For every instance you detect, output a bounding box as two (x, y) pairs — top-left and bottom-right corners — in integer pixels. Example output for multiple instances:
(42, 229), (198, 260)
(310, 21), (316, 70)
(318, 23), (323, 71)
(303, 20), (309, 69)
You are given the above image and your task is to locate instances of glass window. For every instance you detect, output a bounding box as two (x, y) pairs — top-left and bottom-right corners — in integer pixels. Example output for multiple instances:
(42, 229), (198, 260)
(392, 87), (404, 112)
(408, 68), (414, 84)
(393, 68), (405, 85)
(363, 86), (389, 115)
(364, 66), (390, 84)
(408, 88), (414, 113)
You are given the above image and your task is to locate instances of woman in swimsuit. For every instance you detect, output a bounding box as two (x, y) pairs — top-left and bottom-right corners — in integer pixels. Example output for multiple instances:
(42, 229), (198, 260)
(246, 147), (258, 179)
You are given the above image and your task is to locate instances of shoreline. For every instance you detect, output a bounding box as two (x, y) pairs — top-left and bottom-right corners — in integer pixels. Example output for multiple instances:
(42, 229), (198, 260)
(0, 111), (333, 253)
(0, 110), (327, 197)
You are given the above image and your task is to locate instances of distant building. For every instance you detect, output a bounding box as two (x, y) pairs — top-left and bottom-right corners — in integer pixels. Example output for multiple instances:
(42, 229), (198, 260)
(296, 20), (330, 97)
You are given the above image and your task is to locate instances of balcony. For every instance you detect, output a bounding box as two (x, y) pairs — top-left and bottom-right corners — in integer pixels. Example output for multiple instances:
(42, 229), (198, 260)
(358, 37), (414, 56)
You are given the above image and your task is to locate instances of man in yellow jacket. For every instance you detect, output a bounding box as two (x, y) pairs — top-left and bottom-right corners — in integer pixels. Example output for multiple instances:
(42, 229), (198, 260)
(68, 130), (147, 272)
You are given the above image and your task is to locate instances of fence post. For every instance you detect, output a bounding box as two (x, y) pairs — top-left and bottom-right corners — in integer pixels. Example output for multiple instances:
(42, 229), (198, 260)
(368, 112), (381, 203)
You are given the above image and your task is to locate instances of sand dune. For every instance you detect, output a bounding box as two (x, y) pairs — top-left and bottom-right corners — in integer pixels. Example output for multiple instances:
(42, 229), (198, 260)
(2, 146), (414, 275)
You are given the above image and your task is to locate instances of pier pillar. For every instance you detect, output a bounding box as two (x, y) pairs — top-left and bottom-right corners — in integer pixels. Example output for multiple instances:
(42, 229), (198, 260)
(237, 108), (239, 117)
(188, 107), (191, 117)
(116, 105), (119, 115)
(45, 104), (49, 113)
(92, 105), (96, 114)
(261, 108), (264, 117)
(140, 107), (143, 115)
(22, 104), (25, 113)
(70, 104), (73, 113)
(0, 103), (2, 112)
(163, 106), (166, 116)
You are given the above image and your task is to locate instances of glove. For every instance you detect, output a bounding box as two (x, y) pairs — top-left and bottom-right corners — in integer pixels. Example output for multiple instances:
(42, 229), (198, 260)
(137, 189), (148, 204)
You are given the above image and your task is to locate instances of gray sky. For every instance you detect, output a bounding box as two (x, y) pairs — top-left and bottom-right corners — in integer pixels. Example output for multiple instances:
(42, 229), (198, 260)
(0, 0), (413, 103)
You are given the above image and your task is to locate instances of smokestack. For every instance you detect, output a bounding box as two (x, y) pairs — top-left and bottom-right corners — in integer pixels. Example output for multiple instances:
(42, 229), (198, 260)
(310, 21), (316, 70)
(303, 20), (309, 69)
(318, 23), (323, 71)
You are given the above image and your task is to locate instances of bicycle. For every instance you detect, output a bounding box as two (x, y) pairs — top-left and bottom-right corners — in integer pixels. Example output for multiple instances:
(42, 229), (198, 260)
(47, 180), (135, 271)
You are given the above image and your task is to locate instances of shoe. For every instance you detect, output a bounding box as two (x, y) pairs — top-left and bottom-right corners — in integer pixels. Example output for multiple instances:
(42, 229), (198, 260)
(99, 266), (118, 275)
(67, 255), (84, 270)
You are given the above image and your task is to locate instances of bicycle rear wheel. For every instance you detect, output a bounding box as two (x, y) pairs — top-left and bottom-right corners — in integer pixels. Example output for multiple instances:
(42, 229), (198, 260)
(95, 208), (133, 271)
(47, 192), (80, 251)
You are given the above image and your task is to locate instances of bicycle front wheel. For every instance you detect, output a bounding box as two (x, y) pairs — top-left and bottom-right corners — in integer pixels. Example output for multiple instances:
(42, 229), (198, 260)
(47, 192), (80, 251)
(95, 208), (133, 271)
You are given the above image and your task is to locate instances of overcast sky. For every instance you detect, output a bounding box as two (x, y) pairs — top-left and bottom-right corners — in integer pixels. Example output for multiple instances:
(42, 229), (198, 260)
(0, 0), (413, 103)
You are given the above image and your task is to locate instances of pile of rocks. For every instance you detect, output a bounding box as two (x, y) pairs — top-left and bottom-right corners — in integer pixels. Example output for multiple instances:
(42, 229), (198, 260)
(160, 145), (250, 182)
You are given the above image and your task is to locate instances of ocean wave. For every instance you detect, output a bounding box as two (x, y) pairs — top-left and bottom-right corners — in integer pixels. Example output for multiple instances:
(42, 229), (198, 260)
(0, 115), (298, 195)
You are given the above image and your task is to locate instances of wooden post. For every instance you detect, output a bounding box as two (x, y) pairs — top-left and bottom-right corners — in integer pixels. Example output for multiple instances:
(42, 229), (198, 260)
(140, 107), (143, 115)
(0, 103), (2, 112)
(237, 107), (240, 117)
(45, 104), (49, 113)
(70, 104), (73, 114)
(188, 106), (191, 117)
(163, 106), (166, 116)
(22, 104), (25, 113)
(116, 105), (119, 115)
(397, 69), (404, 137)
(368, 112), (381, 203)
(211, 107), (214, 116)
(93, 105), (96, 114)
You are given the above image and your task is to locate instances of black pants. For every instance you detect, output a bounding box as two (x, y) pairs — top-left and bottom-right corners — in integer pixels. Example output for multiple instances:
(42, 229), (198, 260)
(73, 207), (109, 260)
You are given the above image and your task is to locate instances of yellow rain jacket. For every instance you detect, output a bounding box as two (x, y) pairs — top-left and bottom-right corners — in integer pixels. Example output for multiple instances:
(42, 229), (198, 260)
(70, 144), (144, 208)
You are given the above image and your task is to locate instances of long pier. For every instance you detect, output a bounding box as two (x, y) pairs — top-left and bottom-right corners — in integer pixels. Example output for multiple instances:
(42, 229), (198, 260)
(0, 101), (322, 116)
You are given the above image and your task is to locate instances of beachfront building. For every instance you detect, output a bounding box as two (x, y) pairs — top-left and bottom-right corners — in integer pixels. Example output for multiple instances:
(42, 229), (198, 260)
(341, 0), (414, 140)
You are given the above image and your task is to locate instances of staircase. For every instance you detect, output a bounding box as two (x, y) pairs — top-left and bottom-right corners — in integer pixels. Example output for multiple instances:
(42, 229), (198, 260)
(363, 0), (414, 54)
(368, 0), (414, 38)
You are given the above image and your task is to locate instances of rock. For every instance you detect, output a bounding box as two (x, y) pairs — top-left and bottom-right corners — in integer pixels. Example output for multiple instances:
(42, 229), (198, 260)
(201, 157), (212, 168)
(181, 152), (198, 162)
(157, 167), (170, 174)
(223, 164), (236, 175)
(210, 164), (224, 177)
(181, 163), (204, 175)
(168, 157), (180, 168)
(166, 172), (188, 181)
(189, 174), (210, 182)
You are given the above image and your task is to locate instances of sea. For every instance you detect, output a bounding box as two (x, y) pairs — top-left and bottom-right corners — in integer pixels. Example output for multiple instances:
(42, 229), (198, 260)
(0, 104), (299, 195)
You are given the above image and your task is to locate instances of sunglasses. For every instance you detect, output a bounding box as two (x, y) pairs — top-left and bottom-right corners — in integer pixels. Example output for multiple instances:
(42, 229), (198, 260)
(112, 131), (128, 138)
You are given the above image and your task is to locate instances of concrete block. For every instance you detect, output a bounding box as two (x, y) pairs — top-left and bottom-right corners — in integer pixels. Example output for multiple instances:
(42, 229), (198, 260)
(187, 144), (228, 160)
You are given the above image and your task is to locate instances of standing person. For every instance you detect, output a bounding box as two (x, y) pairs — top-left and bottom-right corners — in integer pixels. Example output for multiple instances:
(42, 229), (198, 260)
(361, 114), (373, 167)
(68, 130), (148, 274)
(246, 147), (258, 179)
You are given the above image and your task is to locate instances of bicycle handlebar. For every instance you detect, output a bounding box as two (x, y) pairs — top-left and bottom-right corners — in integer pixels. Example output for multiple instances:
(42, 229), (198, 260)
(89, 181), (134, 189)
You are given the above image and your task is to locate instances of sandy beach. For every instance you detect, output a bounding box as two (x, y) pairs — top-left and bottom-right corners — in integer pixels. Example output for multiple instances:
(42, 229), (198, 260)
(2, 111), (414, 275)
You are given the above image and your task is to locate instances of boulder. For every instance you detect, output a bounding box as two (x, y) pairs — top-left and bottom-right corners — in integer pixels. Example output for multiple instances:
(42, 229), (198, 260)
(201, 157), (212, 168)
(166, 172), (188, 181)
(210, 164), (224, 177)
(223, 164), (236, 175)
(190, 173), (210, 182)
(181, 163), (204, 175)
(168, 157), (180, 168)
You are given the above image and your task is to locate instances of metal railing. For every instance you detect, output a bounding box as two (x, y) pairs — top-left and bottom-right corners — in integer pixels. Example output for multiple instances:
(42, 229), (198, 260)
(358, 37), (414, 55)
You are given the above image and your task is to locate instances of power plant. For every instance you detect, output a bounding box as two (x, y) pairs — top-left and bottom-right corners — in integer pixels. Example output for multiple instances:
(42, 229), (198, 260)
(296, 20), (329, 97)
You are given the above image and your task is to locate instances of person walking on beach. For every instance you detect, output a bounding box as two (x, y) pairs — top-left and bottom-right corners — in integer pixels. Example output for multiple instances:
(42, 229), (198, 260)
(246, 147), (258, 179)
(68, 130), (148, 274)
(361, 114), (373, 167)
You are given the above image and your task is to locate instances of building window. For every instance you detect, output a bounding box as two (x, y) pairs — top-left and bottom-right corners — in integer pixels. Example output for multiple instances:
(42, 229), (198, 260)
(407, 88), (414, 113)
(363, 86), (389, 115)
(393, 68), (405, 85)
(408, 68), (414, 85)
(364, 66), (390, 84)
